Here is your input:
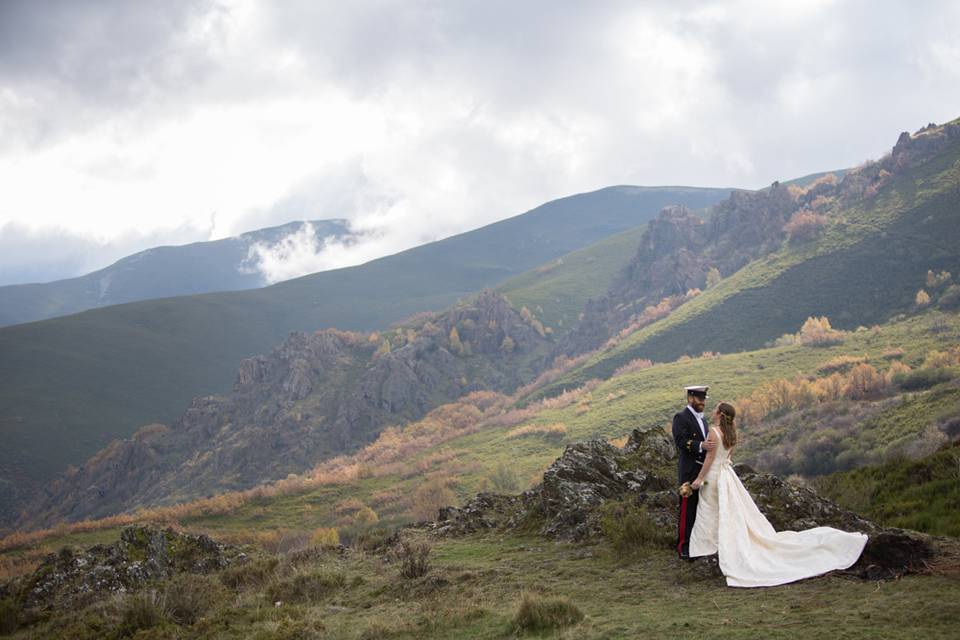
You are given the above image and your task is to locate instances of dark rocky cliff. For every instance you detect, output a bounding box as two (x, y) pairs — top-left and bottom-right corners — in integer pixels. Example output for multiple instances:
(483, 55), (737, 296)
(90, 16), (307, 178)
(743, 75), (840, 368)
(25, 290), (552, 527)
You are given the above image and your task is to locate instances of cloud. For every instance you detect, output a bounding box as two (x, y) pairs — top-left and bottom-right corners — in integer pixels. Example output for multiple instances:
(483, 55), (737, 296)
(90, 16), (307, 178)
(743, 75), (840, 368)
(1, 0), (959, 282)
(240, 221), (369, 284)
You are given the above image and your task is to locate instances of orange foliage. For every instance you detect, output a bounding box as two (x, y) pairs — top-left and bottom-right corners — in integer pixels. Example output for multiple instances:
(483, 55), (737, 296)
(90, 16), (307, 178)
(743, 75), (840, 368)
(784, 210), (828, 243)
(506, 423), (567, 440)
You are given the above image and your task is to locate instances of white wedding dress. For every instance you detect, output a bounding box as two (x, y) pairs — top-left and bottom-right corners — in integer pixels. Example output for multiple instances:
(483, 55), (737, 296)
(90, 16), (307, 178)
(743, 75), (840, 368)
(689, 427), (868, 587)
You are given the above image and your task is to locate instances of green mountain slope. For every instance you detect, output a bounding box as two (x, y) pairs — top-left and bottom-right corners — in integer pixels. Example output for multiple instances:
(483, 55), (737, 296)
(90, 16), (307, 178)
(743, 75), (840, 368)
(496, 223), (649, 335)
(0, 219), (353, 328)
(529, 122), (960, 400)
(0, 186), (731, 502)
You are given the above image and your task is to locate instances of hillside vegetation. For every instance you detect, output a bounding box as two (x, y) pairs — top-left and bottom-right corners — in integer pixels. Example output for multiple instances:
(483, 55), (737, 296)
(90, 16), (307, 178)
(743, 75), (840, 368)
(0, 186), (730, 522)
(532, 120), (960, 399)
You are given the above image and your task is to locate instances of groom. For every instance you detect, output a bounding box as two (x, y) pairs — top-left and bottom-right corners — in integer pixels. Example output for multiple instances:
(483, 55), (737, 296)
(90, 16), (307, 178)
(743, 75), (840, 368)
(673, 385), (714, 559)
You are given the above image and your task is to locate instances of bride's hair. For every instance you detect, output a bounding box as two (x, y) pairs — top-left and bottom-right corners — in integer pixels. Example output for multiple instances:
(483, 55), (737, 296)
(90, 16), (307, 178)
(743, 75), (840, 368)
(717, 402), (738, 449)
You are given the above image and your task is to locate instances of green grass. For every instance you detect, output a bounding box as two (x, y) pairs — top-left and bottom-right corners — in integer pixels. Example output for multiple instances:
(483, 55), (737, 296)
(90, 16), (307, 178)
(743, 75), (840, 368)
(497, 223), (648, 335)
(2, 313), (959, 637)
(0, 186), (732, 513)
(2, 310), (955, 563)
(8, 528), (960, 639)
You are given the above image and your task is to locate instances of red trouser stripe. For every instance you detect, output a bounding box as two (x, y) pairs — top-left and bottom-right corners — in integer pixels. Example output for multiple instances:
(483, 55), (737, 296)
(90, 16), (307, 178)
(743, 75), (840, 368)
(677, 495), (689, 555)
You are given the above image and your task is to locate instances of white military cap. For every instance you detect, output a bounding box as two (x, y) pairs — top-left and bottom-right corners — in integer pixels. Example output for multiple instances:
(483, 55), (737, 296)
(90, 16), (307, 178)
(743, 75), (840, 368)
(684, 385), (709, 398)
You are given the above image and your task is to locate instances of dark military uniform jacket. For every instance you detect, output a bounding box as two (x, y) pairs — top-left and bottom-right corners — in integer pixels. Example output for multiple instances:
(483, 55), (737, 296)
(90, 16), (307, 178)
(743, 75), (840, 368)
(672, 406), (708, 484)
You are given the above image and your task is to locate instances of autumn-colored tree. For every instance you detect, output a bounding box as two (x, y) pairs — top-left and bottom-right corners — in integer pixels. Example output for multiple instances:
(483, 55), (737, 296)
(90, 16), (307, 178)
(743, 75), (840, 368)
(448, 326), (464, 354)
(798, 316), (846, 346)
(500, 335), (515, 353)
(915, 289), (931, 307)
(926, 269), (952, 288)
(843, 363), (887, 399)
(412, 477), (456, 522)
(784, 210), (828, 243)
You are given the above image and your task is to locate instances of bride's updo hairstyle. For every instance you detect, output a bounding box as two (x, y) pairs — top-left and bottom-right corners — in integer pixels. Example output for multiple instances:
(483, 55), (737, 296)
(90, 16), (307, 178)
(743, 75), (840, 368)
(717, 402), (738, 449)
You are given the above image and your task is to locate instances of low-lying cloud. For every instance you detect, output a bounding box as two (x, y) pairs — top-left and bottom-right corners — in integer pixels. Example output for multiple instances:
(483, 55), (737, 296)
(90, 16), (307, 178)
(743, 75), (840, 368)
(2, 0), (960, 284)
(240, 221), (362, 284)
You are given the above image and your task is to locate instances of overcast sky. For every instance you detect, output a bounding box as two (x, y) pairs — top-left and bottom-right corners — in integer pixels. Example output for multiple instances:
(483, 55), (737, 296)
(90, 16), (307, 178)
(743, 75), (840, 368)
(1, 0), (958, 285)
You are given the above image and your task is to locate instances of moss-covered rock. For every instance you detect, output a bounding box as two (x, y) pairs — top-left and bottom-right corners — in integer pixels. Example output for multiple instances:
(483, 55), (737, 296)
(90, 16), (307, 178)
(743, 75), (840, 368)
(10, 526), (241, 612)
(433, 429), (943, 580)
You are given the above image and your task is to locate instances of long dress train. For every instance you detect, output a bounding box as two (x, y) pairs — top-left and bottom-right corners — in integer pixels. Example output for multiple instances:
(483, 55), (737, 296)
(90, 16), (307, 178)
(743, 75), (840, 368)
(689, 427), (868, 587)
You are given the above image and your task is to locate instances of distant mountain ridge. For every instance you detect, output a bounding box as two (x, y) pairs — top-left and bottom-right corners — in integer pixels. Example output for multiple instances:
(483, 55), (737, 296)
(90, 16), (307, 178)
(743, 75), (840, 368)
(0, 185), (732, 527)
(0, 219), (354, 327)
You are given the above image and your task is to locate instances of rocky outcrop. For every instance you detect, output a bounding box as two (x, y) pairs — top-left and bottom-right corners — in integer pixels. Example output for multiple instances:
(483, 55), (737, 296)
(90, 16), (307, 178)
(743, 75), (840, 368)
(26, 290), (552, 528)
(556, 186), (803, 356)
(433, 428), (941, 580)
(555, 119), (960, 359)
(10, 526), (239, 611)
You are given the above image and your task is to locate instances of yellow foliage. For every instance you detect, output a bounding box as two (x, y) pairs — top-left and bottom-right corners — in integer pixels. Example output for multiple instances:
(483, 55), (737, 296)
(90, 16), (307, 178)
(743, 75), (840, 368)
(310, 527), (340, 548)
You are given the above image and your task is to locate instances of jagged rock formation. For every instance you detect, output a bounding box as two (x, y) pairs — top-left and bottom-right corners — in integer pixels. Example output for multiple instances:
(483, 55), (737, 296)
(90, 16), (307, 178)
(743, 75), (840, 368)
(433, 428), (938, 580)
(5, 526), (239, 611)
(556, 188), (802, 356)
(555, 119), (960, 359)
(26, 290), (552, 528)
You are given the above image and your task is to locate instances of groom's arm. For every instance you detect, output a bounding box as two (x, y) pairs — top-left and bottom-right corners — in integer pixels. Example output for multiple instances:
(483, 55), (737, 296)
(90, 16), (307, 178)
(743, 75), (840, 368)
(672, 413), (696, 455)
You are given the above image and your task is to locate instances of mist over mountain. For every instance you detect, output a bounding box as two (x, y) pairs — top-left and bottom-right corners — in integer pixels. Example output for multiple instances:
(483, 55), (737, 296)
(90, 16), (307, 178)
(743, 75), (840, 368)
(0, 219), (355, 327)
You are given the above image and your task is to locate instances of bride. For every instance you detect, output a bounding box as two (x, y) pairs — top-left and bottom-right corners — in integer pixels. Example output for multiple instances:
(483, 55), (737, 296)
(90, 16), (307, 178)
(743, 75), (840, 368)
(688, 401), (868, 587)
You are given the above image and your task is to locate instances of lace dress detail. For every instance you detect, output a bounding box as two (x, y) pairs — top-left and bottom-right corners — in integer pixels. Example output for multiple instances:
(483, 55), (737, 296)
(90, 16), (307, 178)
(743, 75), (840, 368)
(689, 427), (868, 587)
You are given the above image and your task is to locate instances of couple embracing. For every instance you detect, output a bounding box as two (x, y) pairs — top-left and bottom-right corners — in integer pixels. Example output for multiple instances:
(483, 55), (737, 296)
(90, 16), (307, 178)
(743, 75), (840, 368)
(673, 385), (868, 588)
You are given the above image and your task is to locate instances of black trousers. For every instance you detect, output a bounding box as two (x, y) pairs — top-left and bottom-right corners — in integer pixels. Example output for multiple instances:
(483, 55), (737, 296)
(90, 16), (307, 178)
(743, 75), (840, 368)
(677, 486), (699, 558)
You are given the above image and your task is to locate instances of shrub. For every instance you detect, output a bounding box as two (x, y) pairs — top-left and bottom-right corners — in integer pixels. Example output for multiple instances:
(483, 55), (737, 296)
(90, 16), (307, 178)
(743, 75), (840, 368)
(266, 569), (346, 603)
(0, 597), (19, 635)
(411, 477), (456, 522)
(220, 556), (280, 590)
(310, 527), (340, 548)
(893, 368), (954, 391)
(511, 592), (584, 633)
(598, 500), (671, 553)
(784, 210), (828, 243)
(506, 423), (567, 441)
(613, 358), (654, 377)
(926, 269), (952, 288)
(772, 332), (798, 347)
(163, 574), (221, 625)
(817, 355), (866, 374)
(939, 284), (960, 310)
(392, 539), (431, 579)
(798, 316), (846, 346)
(843, 363), (887, 399)
(923, 347), (960, 369)
(488, 461), (520, 493)
(116, 590), (167, 637)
